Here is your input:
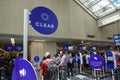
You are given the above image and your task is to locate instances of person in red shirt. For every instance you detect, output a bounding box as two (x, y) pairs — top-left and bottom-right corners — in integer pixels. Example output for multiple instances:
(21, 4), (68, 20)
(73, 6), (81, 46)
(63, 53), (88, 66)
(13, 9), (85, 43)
(40, 52), (57, 80)
(116, 54), (120, 67)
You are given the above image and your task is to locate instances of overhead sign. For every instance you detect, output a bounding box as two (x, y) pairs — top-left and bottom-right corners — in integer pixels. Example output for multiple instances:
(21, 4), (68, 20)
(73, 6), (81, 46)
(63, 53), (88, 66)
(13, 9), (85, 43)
(14, 46), (23, 51)
(78, 46), (86, 50)
(113, 34), (120, 45)
(30, 6), (58, 35)
(12, 57), (37, 80)
(4, 45), (14, 51)
(4, 45), (23, 51)
(105, 51), (116, 70)
(63, 46), (68, 50)
(89, 54), (104, 69)
(89, 46), (96, 51)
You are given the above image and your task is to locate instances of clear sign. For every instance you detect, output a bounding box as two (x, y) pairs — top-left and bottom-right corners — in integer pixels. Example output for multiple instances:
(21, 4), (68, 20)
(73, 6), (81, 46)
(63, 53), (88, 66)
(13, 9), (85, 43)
(30, 6), (58, 35)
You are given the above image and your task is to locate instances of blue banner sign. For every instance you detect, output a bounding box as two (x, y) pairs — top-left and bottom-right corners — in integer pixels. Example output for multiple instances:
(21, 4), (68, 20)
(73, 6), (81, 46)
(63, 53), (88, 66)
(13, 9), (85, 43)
(12, 57), (37, 80)
(113, 34), (120, 45)
(89, 54), (104, 69)
(75, 53), (82, 65)
(105, 51), (115, 70)
(30, 6), (58, 35)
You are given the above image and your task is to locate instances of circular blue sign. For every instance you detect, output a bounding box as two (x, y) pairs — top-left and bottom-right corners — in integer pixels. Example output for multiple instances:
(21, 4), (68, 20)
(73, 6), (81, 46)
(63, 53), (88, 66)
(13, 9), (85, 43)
(12, 57), (38, 80)
(89, 54), (104, 69)
(30, 6), (58, 35)
(34, 56), (40, 62)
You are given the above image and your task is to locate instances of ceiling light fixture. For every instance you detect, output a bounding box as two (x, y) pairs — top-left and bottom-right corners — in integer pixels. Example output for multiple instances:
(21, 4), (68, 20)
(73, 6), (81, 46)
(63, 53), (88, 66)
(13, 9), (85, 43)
(11, 38), (15, 45)
(33, 40), (45, 42)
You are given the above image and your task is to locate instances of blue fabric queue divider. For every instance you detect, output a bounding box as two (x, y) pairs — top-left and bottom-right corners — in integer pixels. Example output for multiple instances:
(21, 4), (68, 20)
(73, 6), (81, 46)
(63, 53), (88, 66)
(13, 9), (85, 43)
(105, 51), (116, 70)
(12, 57), (38, 80)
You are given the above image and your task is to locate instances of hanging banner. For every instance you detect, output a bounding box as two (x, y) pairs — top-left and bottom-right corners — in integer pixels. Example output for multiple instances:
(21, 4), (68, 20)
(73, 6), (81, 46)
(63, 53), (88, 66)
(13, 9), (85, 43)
(30, 6), (58, 35)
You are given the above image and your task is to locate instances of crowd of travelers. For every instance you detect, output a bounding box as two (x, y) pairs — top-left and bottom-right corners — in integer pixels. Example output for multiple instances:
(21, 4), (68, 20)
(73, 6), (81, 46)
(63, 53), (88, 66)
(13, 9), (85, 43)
(0, 53), (15, 80)
(0, 50), (120, 80)
(39, 50), (92, 80)
(39, 50), (120, 80)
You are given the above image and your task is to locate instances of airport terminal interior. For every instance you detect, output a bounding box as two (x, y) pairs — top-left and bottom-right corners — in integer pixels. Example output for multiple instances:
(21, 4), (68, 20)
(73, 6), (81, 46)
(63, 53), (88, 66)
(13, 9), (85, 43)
(0, 0), (120, 80)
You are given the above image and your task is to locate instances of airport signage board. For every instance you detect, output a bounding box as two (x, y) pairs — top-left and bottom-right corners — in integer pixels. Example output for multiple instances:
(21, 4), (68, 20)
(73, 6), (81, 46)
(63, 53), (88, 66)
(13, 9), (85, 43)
(30, 6), (58, 35)
(78, 46), (86, 50)
(12, 57), (37, 80)
(89, 46), (96, 51)
(113, 34), (120, 45)
(89, 54), (104, 69)
(5, 45), (23, 51)
(63, 46), (68, 50)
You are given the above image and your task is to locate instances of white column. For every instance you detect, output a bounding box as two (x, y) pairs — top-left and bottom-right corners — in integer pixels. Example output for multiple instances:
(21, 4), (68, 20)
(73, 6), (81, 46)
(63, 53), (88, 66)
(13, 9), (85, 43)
(23, 9), (29, 59)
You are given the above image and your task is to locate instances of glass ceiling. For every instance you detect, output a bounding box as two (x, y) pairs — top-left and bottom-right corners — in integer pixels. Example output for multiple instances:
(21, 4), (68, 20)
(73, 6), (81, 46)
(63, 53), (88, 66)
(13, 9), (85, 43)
(75, 0), (120, 19)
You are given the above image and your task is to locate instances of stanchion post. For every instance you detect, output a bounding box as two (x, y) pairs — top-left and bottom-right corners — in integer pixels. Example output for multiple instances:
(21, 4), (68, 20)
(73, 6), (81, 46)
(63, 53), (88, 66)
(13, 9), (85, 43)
(112, 70), (115, 80)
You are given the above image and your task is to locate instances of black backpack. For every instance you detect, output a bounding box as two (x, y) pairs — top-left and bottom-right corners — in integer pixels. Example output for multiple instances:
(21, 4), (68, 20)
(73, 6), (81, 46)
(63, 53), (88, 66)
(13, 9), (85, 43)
(45, 60), (58, 80)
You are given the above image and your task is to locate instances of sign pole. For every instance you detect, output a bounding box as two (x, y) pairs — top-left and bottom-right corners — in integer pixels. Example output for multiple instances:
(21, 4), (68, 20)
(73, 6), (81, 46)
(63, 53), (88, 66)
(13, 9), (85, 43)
(112, 70), (115, 80)
(23, 9), (29, 59)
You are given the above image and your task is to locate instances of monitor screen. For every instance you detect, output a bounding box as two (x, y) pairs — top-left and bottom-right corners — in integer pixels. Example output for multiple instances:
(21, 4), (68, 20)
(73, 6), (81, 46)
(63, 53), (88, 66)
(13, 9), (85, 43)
(99, 47), (106, 50)
(4, 45), (14, 51)
(90, 46), (96, 50)
(78, 46), (86, 50)
(14, 46), (23, 51)
(68, 46), (73, 50)
(63, 46), (68, 50)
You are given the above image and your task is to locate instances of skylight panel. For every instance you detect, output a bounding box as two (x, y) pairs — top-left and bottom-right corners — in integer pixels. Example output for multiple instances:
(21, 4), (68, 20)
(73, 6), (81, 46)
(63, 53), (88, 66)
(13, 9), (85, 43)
(112, 0), (120, 8)
(95, 4), (115, 17)
(90, 0), (110, 13)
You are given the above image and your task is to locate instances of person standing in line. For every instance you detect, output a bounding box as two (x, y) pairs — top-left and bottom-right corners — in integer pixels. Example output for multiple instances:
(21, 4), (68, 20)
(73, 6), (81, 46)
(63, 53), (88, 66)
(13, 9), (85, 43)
(66, 52), (73, 77)
(40, 56), (46, 66)
(40, 52), (58, 80)
(82, 51), (90, 74)
(54, 53), (61, 65)
(57, 51), (67, 80)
